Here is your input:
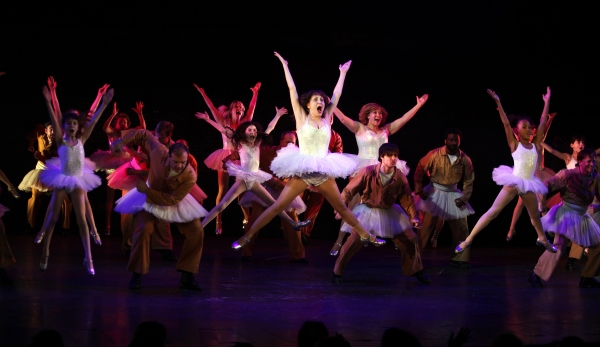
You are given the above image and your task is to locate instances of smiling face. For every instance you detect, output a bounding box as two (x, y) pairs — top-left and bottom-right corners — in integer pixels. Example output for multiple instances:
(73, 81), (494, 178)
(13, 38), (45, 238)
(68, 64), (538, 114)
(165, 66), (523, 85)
(367, 108), (384, 127)
(578, 154), (596, 175)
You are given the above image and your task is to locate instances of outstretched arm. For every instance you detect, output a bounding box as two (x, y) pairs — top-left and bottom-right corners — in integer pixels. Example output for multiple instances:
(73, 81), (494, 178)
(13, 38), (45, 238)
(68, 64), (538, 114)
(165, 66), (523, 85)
(42, 85), (63, 145)
(47, 77), (62, 123)
(487, 89), (517, 151)
(264, 107), (288, 134)
(102, 102), (119, 136)
(82, 88), (114, 143)
(274, 52), (305, 122)
(326, 60), (352, 116)
(541, 142), (571, 162)
(244, 82), (261, 121)
(534, 87), (551, 145)
(89, 83), (110, 115)
(195, 111), (230, 136)
(132, 101), (147, 129)
(193, 85), (225, 124)
(387, 94), (429, 135)
(333, 108), (361, 134)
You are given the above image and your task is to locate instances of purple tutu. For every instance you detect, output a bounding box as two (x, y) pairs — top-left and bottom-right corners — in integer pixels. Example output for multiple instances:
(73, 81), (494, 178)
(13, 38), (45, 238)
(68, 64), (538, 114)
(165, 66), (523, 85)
(542, 201), (600, 247)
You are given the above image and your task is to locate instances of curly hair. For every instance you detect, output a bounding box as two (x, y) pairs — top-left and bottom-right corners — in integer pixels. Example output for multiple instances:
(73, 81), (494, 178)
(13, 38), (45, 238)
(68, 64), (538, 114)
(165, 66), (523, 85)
(230, 121), (271, 149)
(358, 103), (388, 126)
(299, 90), (329, 118)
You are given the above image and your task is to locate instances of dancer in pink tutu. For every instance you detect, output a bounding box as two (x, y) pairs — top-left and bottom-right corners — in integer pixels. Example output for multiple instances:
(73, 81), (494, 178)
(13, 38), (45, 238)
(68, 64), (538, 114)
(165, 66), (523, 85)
(36, 80), (114, 275)
(456, 88), (557, 254)
(328, 97), (428, 256)
(194, 82), (261, 234)
(197, 109), (310, 230)
(231, 52), (385, 250)
(91, 101), (146, 235)
(528, 148), (600, 288)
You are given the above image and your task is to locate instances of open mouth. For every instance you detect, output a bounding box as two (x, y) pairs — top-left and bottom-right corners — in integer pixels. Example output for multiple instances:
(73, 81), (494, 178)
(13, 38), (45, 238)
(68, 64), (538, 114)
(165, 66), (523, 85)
(236, 111), (242, 117)
(316, 106), (323, 113)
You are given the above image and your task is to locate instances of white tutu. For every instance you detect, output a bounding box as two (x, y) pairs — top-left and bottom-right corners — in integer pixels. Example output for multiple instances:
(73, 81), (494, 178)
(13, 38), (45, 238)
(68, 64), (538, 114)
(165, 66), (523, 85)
(492, 165), (548, 194)
(18, 162), (51, 192)
(348, 156), (410, 177)
(107, 158), (146, 191)
(225, 162), (272, 190)
(204, 149), (233, 171)
(270, 144), (357, 179)
(90, 150), (132, 171)
(542, 202), (600, 247)
(340, 203), (413, 238)
(115, 188), (207, 223)
(416, 183), (474, 220)
(39, 160), (101, 193)
(238, 184), (307, 213)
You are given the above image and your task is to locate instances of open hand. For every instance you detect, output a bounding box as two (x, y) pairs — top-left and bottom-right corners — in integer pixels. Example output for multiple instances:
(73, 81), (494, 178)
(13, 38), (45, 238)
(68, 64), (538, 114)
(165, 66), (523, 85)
(416, 94), (429, 105)
(111, 102), (119, 117)
(132, 101), (144, 115)
(47, 76), (57, 91)
(251, 82), (261, 94)
(195, 111), (209, 121)
(275, 107), (288, 117)
(542, 86), (551, 103)
(339, 60), (352, 73)
(102, 88), (115, 103)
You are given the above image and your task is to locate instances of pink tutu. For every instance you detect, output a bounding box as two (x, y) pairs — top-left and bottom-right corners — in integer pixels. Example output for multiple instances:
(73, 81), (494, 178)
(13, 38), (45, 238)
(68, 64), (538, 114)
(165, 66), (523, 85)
(348, 156), (410, 177)
(341, 203), (413, 238)
(204, 149), (233, 171)
(542, 201), (600, 247)
(18, 162), (51, 192)
(90, 150), (132, 171)
(270, 144), (357, 179)
(189, 184), (208, 204)
(115, 188), (207, 223)
(107, 158), (147, 191)
(416, 183), (474, 220)
(239, 184), (306, 213)
(492, 165), (548, 194)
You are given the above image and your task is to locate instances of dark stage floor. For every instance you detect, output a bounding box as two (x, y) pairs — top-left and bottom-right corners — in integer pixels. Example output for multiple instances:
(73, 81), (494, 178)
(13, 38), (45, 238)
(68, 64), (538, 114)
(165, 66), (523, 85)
(1, 227), (600, 347)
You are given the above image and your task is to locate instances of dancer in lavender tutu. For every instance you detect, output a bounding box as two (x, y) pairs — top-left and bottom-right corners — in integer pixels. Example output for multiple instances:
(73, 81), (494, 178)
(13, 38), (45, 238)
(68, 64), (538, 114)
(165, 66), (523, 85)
(528, 148), (600, 288)
(36, 79), (113, 275)
(455, 88), (557, 254)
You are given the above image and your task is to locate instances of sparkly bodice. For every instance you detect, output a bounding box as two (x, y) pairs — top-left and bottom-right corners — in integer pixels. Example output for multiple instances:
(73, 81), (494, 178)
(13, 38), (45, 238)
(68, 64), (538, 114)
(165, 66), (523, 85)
(356, 129), (387, 159)
(297, 118), (331, 158)
(59, 140), (84, 176)
(512, 143), (537, 179)
(240, 143), (260, 172)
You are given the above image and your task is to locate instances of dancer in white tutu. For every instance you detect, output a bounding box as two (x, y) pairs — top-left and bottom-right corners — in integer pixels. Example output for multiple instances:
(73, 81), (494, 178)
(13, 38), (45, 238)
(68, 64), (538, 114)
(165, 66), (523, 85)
(528, 148), (600, 288)
(194, 82), (261, 234)
(90, 101), (146, 236)
(36, 80), (113, 275)
(333, 143), (429, 284)
(114, 131), (207, 290)
(329, 98), (428, 256)
(231, 52), (386, 250)
(456, 88), (558, 254)
(0, 168), (20, 285)
(197, 110), (310, 231)
(414, 128), (475, 268)
(238, 131), (308, 262)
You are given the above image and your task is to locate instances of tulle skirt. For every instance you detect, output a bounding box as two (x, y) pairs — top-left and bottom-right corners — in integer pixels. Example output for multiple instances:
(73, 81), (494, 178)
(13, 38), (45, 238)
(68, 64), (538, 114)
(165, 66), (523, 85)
(39, 159), (101, 193)
(492, 165), (548, 194)
(204, 149), (233, 171)
(90, 150), (132, 171)
(0, 204), (9, 218)
(542, 201), (600, 247)
(115, 188), (207, 223)
(225, 162), (272, 190)
(416, 183), (474, 220)
(270, 144), (357, 179)
(340, 203), (413, 238)
(349, 156), (410, 177)
(238, 184), (307, 213)
(18, 162), (51, 192)
(107, 158), (146, 191)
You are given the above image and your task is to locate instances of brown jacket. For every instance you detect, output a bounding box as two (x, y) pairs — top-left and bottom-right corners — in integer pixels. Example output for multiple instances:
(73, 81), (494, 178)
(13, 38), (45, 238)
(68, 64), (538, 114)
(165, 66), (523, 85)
(123, 129), (196, 206)
(545, 168), (600, 207)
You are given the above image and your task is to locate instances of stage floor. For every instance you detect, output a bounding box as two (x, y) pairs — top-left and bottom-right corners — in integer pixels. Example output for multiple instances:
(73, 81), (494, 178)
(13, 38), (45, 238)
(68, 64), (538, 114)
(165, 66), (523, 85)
(1, 229), (600, 347)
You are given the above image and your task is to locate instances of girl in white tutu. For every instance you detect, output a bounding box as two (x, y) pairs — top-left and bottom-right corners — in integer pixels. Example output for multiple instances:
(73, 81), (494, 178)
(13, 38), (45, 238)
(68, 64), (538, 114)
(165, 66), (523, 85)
(90, 101), (146, 235)
(231, 52), (386, 250)
(194, 82), (261, 234)
(36, 81), (114, 275)
(328, 98), (428, 256)
(456, 88), (557, 254)
(197, 110), (309, 231)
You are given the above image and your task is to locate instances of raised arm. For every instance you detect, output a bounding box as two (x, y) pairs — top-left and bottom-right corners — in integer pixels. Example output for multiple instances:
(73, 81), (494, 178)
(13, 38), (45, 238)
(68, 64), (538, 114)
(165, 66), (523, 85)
(47, 77), (62, 123)
(333, 108), (361, 134)
(326, 60), (352, 116)
(534, 87), (551, 145)
(102, 102), (119, 135)
(541, 112), (557, 142)
(195, 111), (229, 135)
(132, 101), (147, 129)
(193, 85), (225, 124)
(42, 86), (63, 145)
(264, 107), (288, 134)
(89, 84), (110, 115)
(82, 88), (114, 143)
(386, 94), (429, 135)
(487, 89), (518, 151)
(244, 82), (261, 121)
(274, 52), (305, 122)
(541, 142), (571, 162)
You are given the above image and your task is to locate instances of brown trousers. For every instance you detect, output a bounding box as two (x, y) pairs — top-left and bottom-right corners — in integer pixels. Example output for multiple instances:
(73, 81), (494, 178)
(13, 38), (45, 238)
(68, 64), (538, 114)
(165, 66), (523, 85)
(334, 228), (423, 277)
(242, 202), (305, 260)
(0, 219), (16, 268)
(127, 211), (204, 274)
(534, 234), (600, 281)
(418, 211), (470, 262)
(27, 188), (71, 229)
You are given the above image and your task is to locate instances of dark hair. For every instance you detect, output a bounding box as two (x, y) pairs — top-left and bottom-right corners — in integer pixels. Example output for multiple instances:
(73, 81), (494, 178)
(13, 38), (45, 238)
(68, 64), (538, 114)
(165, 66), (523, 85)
(577, 148), (595, 162)
(379, 143), (399, 161)
(358, 103), (388, 126)
(176, 139), (189, 148)
(44, 121), (52, 128)
(280, 130), (297, 143)
(168, 142), (189, 157)
(62, 109), (85, 138)
(570, 134), (586, 145)
(558, 335), (585, 347)
(128, 321), (166, 347)
(156, 121), (174, 137)
(298, 321), (329, 347)
(381, 327), (421, 347)
(231, 121), (271, 148)
(299, 90), (329, 117)
(314, 334), (351, 347)
(508, 114), (534, 131)
(444, 127), (462, 139)
(113, 112), (131, 127)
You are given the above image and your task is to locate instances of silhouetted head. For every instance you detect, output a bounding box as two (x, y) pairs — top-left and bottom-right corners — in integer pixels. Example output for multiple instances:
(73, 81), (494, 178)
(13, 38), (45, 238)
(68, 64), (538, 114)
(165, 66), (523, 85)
(490, 332), (523, 347)
(298, 320), (329, 347)
(381, 327), (421, 347)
